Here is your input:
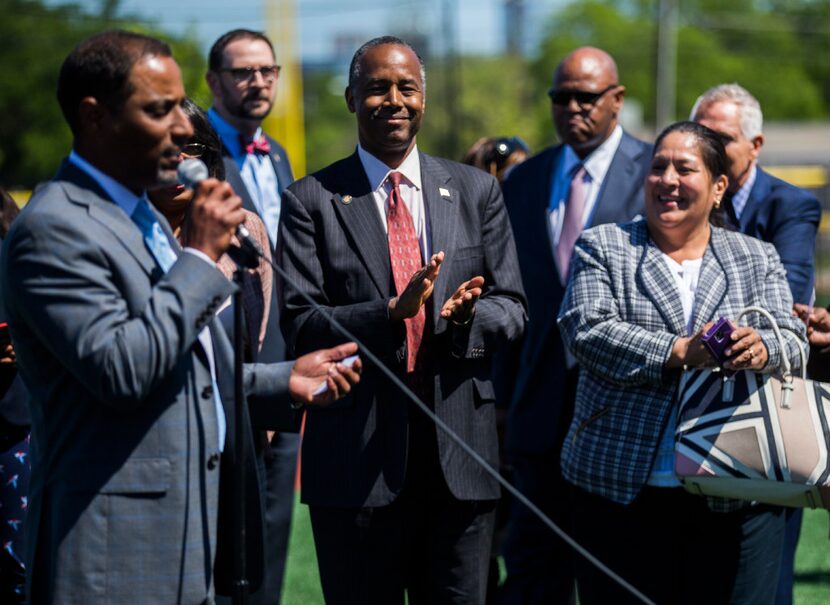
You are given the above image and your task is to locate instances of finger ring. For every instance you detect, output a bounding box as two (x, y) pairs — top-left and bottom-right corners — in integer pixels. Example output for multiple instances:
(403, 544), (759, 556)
(749, 348), (756, 359)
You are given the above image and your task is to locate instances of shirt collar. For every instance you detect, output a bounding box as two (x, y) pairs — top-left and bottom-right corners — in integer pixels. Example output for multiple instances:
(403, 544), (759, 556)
(731, 163), (757, 219)
(68, 150), (144, 217)
(571, 124), (623, 182)
(208, 107), (263, 159)
(357, 144), (422, 192)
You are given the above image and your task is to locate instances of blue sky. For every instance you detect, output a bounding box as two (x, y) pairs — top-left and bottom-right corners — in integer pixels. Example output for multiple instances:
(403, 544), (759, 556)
(44, 0), (563, 61)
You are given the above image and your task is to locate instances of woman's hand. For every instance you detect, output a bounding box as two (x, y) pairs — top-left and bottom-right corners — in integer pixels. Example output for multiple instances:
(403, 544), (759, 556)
(723, 326), (768, 371)
(668, 325), (715, 368)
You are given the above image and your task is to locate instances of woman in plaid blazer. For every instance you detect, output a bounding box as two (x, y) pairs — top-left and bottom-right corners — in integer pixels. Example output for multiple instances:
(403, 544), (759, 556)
(557, 121), (807, 605)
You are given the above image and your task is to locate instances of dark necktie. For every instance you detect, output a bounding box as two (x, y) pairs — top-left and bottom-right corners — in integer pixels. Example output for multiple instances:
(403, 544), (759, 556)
(721, 191), (739, 230)
(386, 172), (427, 378)
(240, 134), (271, 155)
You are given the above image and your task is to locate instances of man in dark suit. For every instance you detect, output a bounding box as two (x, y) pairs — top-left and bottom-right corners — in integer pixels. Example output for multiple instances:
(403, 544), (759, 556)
(692, 83), (821, 605)
(278, 36), (527, 604)
(206, 29), (298, 604)
(0, 30), (359, 604)
(498, 46), (651, 605)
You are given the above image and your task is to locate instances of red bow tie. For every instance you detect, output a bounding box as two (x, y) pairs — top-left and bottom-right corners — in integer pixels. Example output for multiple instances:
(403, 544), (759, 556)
(241, 135), (271, 155)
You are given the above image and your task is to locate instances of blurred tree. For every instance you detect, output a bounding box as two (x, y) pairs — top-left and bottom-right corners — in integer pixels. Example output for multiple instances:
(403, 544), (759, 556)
(530, 0), (827, 143)
(0, 0), (207, 189)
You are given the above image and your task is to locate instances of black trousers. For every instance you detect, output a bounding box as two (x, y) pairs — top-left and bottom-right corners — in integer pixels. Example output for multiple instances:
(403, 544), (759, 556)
(309, 415), (496, 605)
(569, 485), (786, 605)
(501, 367), (578, 605)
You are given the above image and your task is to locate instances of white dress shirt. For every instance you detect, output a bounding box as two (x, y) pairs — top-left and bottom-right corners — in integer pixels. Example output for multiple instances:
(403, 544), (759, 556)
(647, 251), (703, 488)
(548, 124), (624, 277)
(357, 144), (431, 262)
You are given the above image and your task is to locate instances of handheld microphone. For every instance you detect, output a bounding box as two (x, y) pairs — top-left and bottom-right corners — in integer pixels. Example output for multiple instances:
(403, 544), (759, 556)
(177, 158), (263, 261)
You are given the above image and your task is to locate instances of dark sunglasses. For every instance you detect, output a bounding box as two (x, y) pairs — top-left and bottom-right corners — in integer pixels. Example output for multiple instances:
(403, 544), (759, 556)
(547, 84), (618, 108)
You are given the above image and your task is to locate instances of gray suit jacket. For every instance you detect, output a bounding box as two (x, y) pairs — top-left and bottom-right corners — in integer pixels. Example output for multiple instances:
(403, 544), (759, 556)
(279, 151), (527, 507)
(0, 160), (296, 604)
(557, 220), (807, 504)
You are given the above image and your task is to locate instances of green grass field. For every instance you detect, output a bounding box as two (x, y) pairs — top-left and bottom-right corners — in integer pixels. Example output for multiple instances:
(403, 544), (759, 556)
(282, 496), (830, 604)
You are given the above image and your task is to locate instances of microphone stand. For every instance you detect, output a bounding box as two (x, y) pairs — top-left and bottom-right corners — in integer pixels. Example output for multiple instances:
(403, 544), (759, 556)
(226, 244), (260, 605)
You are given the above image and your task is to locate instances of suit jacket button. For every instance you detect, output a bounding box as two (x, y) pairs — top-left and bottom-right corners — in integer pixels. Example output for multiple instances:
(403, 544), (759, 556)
(202, 385), (213, 399)
(207, 453), (220, 470)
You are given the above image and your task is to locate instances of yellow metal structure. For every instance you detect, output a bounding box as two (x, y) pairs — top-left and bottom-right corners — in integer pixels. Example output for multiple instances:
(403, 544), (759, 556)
(264, 0), (307, 178)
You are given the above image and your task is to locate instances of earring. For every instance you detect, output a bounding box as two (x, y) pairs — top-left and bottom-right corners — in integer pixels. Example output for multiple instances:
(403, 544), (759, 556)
(714, 198), (721, 209)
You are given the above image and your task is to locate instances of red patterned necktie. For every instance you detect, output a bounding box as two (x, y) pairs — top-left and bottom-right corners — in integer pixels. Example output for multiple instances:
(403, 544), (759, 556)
(386, 171), (426, 375)
(240, 134), (271, 155)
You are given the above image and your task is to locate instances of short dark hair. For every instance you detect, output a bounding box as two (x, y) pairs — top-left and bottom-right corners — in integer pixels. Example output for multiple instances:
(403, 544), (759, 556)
(57, 30), (172, 135)
(654, 121), (729, 227)
(208, 29), (275, 72)
(181, 99), (225, 181)
(348, 36), (426, 92)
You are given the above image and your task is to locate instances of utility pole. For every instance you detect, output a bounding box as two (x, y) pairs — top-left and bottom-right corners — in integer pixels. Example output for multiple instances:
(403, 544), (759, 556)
(442, 0), (461, 159)
(655, 0), (678, 131)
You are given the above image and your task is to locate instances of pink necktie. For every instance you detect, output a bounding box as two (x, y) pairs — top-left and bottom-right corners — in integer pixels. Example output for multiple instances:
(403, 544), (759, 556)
(386, 172), (426, 376)
(556, 166), (589, 282)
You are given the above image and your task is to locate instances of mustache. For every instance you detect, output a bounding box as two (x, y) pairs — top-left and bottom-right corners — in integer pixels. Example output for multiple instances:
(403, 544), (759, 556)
(244, 92), (272, 103)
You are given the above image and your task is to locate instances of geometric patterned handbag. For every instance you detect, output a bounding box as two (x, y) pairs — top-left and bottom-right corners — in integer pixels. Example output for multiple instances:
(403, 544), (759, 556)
(674, 306), (830, 509)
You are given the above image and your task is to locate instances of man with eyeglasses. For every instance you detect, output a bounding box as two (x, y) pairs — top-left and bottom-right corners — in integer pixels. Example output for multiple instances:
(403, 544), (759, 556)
(206, 29), (297, 605)
(497, 46), (651, 605)
(692, 83), (820, 605)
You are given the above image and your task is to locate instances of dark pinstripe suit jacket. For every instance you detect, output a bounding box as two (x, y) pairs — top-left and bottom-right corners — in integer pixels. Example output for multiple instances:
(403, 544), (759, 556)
(278, 151), (527, 507)
(557, 220), (807, 504)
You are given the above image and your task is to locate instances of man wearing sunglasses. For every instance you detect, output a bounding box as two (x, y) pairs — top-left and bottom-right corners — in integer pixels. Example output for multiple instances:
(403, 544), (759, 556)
(498, 46), (651, 605)
(206, 29), (297, 605)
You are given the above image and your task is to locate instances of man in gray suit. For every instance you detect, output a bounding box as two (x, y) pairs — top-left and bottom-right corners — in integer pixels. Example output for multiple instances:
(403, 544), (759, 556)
(0, 30), (360, 604)
(499, 47), (651, 605)
(206, 29), (298, 604)
(279, 36), (526, 604)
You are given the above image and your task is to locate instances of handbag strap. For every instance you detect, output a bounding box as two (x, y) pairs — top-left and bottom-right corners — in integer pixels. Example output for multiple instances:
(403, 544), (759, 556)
(737, 306), (807, 379)
(737, 305), (807, 409)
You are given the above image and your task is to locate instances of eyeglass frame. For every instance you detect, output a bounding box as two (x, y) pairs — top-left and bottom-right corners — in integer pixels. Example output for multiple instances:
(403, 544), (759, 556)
(547, 83), (619, 109)
(180, 143), (206, 159)
(218, 64), (281, 84)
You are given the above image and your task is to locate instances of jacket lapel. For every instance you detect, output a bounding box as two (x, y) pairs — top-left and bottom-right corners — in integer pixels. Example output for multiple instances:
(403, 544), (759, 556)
(58, 160), (158, 278)
(636, 224), (687, 334)
(590, 133), (647, 227)
(221, 153), (260, 217)
(690, 228), (729, 333)
(735, 167), (769, 231)
(328, 154), (391, 297)
(421, 154), (459, 325)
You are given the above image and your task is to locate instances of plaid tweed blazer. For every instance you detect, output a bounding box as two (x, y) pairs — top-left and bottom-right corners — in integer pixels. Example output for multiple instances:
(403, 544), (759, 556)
(557, 219), (807, 505)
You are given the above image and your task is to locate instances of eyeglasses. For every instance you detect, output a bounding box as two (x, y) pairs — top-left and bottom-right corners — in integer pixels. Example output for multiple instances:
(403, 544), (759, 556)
(219, 65), (281, 84)
(180, 143), (205, 159)
(548, 84), (618, 109)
